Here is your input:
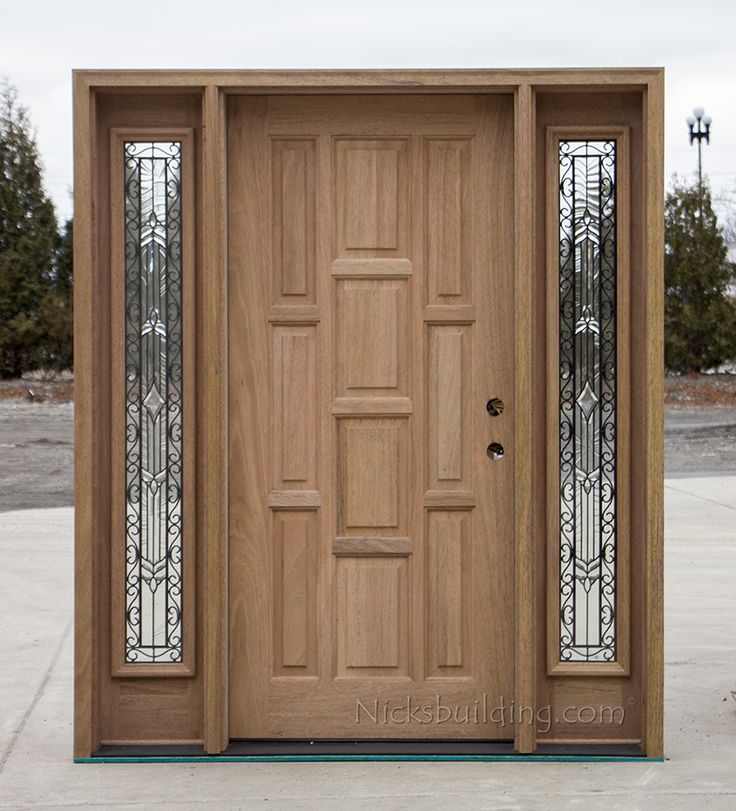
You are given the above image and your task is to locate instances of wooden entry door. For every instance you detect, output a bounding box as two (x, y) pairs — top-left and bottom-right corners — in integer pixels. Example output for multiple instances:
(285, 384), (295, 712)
(228, 94), (514, 739)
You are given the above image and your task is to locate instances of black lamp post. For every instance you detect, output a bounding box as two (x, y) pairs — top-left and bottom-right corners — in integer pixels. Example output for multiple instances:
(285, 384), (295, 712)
(687, 106), (712, 218)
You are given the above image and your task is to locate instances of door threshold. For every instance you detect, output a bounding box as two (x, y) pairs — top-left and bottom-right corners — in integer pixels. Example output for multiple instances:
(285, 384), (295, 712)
(80, 740), (660, 762)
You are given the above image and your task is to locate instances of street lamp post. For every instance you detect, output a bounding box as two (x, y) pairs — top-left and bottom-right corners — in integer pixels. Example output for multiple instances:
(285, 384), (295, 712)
(687, 106), (712, 219)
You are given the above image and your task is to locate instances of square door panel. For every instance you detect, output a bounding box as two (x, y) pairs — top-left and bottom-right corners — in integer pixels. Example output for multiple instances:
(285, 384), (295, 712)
(337, 417), (409, 536)
(336, 557), (409, 677)
(334, 138), (409, 257)
(334, 279), (409, 398)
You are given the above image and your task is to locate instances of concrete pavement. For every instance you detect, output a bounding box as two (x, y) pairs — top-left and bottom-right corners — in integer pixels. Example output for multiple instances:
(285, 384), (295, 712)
(0, 479), (735, 809)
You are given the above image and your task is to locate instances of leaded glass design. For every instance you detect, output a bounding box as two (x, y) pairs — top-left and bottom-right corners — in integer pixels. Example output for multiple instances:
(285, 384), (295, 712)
(123, 141), (184, 663)
(558, 139), (617, 663)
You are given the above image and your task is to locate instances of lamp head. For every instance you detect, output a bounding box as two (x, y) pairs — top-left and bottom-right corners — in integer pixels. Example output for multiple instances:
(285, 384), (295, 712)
(693, 106), (705, 119)
(703, 115), (712, 126)
(686, 115), (696, 126)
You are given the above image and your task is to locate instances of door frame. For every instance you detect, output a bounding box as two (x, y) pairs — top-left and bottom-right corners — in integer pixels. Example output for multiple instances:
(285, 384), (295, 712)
(73, 69), (664, 758)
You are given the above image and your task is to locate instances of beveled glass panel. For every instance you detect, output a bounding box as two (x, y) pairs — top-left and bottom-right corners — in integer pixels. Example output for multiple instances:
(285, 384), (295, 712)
(558, 139), (617, 663)
(123, 141), (184, 663)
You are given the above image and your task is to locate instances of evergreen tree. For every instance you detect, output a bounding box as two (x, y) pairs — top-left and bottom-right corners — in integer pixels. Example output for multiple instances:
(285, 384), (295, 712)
(664, 178), (736, 372)
(0, 78), (59, 378)
(40, 218), (73, 372)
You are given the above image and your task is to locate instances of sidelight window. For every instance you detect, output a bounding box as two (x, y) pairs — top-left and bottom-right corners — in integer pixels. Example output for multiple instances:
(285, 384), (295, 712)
(557, 139), (618, 663)
(122, 141), (185, 664)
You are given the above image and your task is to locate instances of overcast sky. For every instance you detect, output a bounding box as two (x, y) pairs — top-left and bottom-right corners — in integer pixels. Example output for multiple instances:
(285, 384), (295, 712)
(3, 0), (735, 224)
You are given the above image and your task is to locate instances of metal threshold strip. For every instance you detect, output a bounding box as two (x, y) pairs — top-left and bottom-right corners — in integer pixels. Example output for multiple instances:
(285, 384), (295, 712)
(77, 740), (663, 763)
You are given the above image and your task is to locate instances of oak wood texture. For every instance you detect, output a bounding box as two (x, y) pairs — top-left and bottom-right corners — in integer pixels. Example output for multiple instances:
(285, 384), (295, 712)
(227, 94), (515, 739)
(74, 68), (664, 758)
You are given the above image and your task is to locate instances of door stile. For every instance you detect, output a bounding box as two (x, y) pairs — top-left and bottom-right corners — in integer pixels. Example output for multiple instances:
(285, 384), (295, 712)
(319, 130), (334, 690)
(73, 74), (99, 760)
(202, 84), (229, 753)
(475, 95), (516, 716)
(227, 96), (271, 737)
(643, 73), (665, 760)
(513, 84), (536, 754)
(410, 131), (426, 688)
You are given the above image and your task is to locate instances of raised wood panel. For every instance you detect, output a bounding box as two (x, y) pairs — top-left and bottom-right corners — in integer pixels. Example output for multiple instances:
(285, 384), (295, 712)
(426, 325), (471, 491)
(425, 138), (472, 303)
(345, 145), (397, 248)
(271, 138), (316, 303)
(337, 417), (409, 535)
(272, 326), (318, 489)
(426, 511), (469, 675)
(336, 557), (409, 677)
(335, 138), (409, 257)
(335, 279), (409, 397)
(436, 332), (462, 480)
(273, 511), (318, 674)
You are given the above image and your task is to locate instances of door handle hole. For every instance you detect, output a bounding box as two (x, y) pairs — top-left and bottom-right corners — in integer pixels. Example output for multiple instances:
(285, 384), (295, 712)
(486, 398), (504, 416)
(487, 442), (504, 461)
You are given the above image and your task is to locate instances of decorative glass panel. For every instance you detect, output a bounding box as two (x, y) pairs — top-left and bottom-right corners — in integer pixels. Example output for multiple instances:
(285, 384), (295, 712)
(558, 139), (617, 663)
(123, 141), (184, 663)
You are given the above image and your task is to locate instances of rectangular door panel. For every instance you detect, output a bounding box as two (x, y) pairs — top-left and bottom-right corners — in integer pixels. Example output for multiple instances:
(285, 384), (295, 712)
(272, 510), (319, 675)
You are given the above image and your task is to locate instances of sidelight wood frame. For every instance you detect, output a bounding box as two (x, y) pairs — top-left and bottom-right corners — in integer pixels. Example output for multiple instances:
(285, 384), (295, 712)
(73, 68), (664, 759)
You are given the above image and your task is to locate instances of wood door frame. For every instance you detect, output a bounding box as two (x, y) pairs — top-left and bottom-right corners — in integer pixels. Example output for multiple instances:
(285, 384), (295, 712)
(73, 69), (664, 758)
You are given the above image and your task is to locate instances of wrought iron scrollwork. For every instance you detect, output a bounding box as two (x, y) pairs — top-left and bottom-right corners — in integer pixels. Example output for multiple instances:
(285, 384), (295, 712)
(558, 139), (617, 663)
(123, 141), (184, 663)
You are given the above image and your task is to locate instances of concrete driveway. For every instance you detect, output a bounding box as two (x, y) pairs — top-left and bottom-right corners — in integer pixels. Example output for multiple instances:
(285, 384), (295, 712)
(0, 477), (734, 809)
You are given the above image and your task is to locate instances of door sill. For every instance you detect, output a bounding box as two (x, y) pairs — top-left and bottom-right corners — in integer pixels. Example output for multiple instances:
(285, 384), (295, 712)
(83, 739), (657, 762)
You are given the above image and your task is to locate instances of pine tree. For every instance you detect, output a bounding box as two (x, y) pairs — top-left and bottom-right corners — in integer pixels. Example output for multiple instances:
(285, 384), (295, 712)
(664, 178), (736, 372)
(39, 218), (73, 372)
(0, 79), (59, 378)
